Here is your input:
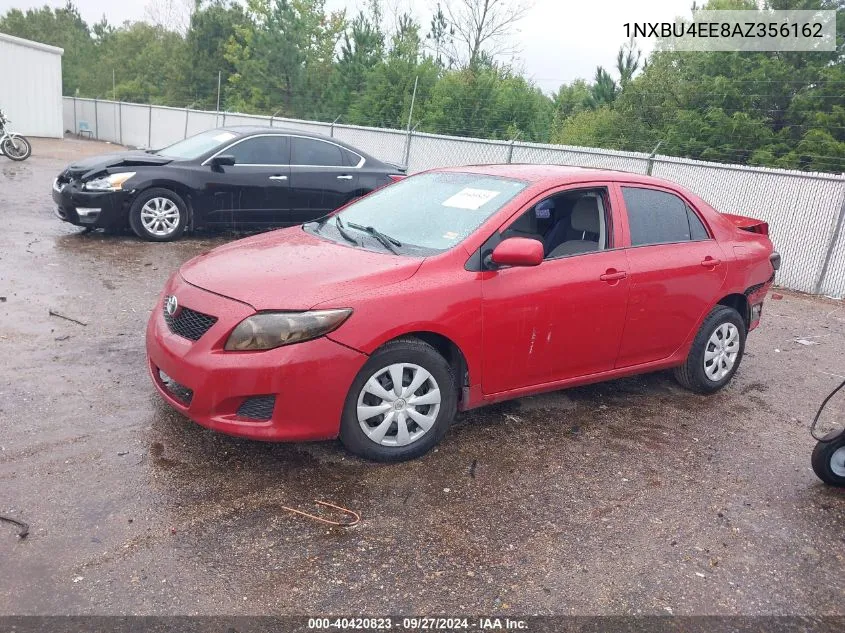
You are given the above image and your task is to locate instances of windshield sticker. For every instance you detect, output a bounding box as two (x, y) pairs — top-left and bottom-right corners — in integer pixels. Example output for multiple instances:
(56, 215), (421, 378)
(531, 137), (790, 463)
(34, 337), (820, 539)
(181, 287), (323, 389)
(442, 188), (501, 210)
(442, 231), (459, 240)
(213, 132), (236, 143)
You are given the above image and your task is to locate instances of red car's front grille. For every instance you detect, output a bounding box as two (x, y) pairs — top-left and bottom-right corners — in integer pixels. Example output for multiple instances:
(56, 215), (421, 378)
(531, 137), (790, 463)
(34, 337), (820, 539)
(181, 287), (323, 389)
(163, 305), (218, 342)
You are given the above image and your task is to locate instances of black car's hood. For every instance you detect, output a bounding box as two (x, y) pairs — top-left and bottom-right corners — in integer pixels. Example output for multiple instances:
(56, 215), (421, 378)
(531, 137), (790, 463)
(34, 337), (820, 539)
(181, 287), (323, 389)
(64, 151), (173, 178)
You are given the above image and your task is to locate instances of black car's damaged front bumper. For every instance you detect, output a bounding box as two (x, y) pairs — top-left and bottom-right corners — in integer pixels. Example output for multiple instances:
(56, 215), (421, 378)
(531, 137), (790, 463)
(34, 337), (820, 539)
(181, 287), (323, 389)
(52, 178), (133, 230)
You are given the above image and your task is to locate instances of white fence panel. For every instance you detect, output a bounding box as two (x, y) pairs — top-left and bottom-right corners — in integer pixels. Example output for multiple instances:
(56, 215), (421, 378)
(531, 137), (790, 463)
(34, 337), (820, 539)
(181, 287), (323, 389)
(408, 133), (510, 172)
(333, 125), (407, 167)
(150, 106), (188, 149)
(271, 116), (333, 136)
(118, 103), (150, 148)
(94, 100), (119, 144)
(223, 112), (269, 127)
(514, 142), (651, 173)
(817, 205), (845, 298)
(62, 98), (75, 133)
(75, 98), (97, 136)
(185, 110), (218, 137)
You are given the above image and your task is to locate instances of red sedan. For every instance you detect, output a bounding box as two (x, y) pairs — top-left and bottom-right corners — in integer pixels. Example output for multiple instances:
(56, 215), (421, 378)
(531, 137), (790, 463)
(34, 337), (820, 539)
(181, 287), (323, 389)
(146, 165), (779, 461)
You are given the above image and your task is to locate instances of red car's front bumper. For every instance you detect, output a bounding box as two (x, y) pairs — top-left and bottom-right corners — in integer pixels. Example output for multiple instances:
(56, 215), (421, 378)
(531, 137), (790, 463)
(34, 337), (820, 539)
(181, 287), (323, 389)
(145, 276), (367, 441)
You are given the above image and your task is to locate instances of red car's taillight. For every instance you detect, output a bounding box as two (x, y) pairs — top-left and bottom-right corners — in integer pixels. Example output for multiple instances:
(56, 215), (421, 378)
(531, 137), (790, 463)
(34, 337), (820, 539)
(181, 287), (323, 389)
(388, 174), (406, 183)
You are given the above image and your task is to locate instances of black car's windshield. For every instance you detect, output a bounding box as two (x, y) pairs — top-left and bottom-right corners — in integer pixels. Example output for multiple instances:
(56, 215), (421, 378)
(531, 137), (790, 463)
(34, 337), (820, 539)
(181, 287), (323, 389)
(308, 172), (528, 255)
(155, 129), (238, 160)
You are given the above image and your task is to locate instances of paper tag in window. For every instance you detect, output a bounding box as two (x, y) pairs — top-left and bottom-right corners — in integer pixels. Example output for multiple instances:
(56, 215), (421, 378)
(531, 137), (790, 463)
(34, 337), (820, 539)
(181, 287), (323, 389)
(442, 188), (501, 210)
(213, 132), (236, 142)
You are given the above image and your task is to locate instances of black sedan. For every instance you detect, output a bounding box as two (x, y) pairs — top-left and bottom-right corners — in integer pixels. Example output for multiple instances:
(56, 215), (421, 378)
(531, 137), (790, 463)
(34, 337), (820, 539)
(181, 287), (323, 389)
(52, 127), (406, 241)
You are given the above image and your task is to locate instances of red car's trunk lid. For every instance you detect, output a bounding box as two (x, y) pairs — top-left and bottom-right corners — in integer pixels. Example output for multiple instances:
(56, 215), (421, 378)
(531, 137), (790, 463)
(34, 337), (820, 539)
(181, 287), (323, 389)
(722, 212), (769, 236)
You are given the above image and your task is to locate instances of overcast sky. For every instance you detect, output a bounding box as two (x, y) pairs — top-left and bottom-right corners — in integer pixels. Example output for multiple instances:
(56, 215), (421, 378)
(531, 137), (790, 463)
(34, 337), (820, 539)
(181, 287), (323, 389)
(0, 0), (695, 92)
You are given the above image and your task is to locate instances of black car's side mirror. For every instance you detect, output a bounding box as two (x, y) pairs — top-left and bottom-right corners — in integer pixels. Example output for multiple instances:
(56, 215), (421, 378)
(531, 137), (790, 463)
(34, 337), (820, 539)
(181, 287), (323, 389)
(210, 154), (236, 169)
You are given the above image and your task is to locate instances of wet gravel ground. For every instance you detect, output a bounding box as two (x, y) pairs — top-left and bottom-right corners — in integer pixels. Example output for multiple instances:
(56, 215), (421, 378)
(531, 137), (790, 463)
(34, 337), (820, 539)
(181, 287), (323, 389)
(1, 138), (843, 616)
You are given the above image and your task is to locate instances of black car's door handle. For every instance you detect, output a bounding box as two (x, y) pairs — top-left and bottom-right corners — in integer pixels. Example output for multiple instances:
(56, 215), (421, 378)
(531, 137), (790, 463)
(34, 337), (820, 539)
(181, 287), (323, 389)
(336, 175), (353, 180)
(268, 175), (287, 181)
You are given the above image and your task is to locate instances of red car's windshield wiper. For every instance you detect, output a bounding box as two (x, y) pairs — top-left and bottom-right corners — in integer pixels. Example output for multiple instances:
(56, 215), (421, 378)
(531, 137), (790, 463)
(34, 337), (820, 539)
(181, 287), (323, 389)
(346, 222), (402, 254)
(334, 216), (359, 246)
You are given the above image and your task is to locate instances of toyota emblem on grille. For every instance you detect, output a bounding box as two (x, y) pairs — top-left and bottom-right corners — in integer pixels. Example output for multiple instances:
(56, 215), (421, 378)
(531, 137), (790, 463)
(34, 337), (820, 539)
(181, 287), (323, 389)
(165, 295), (180, 317)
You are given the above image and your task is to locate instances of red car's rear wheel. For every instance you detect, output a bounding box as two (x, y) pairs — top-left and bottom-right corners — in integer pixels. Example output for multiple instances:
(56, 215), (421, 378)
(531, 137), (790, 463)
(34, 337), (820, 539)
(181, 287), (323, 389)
(674, 305), (746, 394)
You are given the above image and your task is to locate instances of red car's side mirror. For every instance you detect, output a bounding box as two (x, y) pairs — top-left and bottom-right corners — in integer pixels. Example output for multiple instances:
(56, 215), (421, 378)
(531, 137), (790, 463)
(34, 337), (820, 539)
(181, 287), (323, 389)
(490, 237), (544, 268)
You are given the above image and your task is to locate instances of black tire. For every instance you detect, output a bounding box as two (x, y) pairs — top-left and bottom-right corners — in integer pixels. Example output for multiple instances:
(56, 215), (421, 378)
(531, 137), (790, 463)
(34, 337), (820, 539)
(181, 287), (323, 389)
(339, 337), (457, 462)
(673, 305), (746, 394)
(129, 188), (187, 242)
(811, 430), (845, 487)
(2, 135), (31, 161)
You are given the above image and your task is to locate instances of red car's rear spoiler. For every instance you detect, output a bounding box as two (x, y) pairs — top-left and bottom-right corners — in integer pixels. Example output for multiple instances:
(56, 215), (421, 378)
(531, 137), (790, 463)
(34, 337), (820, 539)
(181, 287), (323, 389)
(722, 213), (769, 237)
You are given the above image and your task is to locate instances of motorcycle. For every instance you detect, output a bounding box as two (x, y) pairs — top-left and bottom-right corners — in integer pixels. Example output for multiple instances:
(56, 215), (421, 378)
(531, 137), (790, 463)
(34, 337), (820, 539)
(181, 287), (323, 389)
(0, 110), (32, 161)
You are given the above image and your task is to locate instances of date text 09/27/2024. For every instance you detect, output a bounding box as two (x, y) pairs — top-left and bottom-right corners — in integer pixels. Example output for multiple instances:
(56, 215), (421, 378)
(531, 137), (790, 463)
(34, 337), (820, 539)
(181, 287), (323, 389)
(306, 617), (528, 630)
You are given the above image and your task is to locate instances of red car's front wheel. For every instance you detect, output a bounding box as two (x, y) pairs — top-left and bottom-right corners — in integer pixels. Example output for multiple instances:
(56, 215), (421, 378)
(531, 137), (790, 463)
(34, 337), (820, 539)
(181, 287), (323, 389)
(339, 338), (457, 462)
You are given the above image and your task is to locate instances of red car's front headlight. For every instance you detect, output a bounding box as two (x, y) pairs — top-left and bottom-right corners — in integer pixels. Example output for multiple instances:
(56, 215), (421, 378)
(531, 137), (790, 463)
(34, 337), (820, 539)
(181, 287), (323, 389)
(224, 309), (353, 351)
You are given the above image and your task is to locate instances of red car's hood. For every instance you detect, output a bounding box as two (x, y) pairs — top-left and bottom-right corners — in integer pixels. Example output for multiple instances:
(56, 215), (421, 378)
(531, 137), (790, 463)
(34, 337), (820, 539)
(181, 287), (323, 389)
(180, 228), (423, 311)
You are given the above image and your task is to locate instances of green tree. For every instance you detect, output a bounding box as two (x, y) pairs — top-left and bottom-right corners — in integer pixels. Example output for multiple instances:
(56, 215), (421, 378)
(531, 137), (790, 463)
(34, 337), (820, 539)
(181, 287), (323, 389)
(96, 22), (187, 103)
(322, 9), (384, 119)
(616, 42), (640, 88)
(423, 63), (552, 141)
(182, 0), (250, 108)
(225, 0), (344, 116)
(589, 67), (618, 107)
(347, 15), (439, 128)
(426, 3), (455, 68)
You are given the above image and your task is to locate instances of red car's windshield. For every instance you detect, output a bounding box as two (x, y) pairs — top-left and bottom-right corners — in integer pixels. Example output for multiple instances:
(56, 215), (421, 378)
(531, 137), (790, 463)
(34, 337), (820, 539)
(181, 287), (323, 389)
(313, 172), (528, 255)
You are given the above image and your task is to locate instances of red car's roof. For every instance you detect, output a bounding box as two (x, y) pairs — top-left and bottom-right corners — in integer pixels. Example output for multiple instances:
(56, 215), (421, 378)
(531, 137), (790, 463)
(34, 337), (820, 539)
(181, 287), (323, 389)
(437, 163), (676, 189)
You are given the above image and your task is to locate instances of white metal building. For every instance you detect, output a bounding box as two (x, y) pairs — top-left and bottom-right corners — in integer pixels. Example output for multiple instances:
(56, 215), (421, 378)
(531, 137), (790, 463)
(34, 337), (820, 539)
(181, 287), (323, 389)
(0, 32), (63, 138)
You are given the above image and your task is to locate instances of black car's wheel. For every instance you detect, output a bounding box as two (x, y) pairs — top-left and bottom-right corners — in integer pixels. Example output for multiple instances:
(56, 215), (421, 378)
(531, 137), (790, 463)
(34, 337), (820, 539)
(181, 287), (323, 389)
(812, 430), (845, 487)
(674, 305), (746, 394)
(129, 188), (187, 242)
(339, 338), (457, 462)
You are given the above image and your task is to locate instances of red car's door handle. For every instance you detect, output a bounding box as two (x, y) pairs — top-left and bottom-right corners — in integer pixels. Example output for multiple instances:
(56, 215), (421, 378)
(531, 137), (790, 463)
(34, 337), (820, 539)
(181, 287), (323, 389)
(701, 257), (721, 268)
(600, 270), (627, 282)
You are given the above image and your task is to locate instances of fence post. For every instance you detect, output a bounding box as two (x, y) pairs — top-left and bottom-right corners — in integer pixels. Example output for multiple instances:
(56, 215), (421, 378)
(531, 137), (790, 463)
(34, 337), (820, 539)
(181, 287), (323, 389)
(147, 104), (152, 148)
(94, 98), (99, 140)
(506, 132), (521, 164)
(222, 112), (227, 127)
(646, 140), (663, 175)
(184, 107), (190, 139)
(72, 96), (77, 136)
(813, 191), (845, 296)
(270, 108), (283, 128)
(403, 123), (418, 170)
(118, 101), (123, 146)
(330, 115), (341, 138)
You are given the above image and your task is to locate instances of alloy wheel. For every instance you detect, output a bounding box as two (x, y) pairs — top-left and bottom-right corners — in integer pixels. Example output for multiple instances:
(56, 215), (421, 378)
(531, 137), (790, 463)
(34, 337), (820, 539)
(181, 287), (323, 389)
(140, 197), (180, 237)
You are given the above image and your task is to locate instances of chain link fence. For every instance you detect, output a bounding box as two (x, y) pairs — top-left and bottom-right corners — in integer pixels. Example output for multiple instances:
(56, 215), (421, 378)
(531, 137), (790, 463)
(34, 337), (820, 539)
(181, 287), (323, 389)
(63, 97), (845, 299)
